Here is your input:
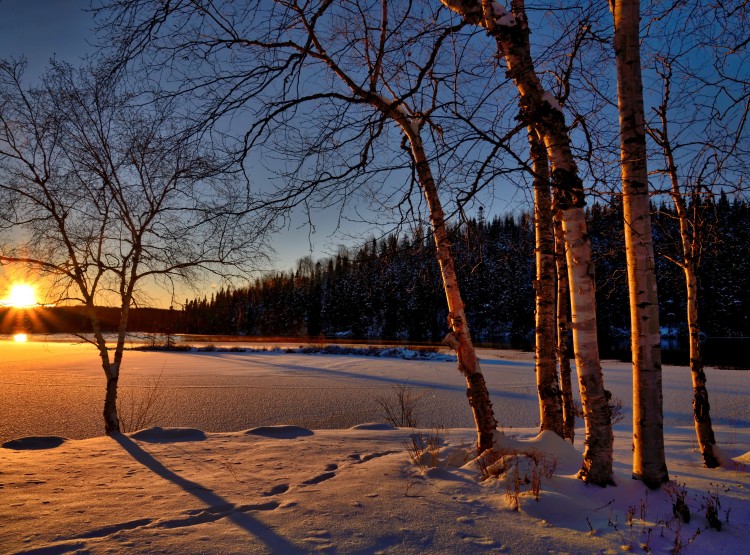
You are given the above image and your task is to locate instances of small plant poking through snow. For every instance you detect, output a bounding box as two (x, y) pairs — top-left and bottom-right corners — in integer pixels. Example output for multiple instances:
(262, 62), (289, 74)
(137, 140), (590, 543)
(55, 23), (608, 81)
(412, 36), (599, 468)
(404, 429), (444, 470)
(118, 369), (167, 433)
(700, 483), (730, 531)
(375, 384), (422, 428)
(604, 481), (734, 554)
(664, 481), (691, 523)
(476, 447), (557, 510)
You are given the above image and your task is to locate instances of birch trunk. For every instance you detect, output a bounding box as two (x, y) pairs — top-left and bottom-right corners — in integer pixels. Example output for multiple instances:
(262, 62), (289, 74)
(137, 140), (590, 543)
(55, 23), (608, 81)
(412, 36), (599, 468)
(406, 129), (498, 454)
(684, 259), (719, 467)
(530, 128), (564, 436)
(554, 198), (576, 443)
(296, 10), (498, 454)
(612, 0), (668, 487)
(441, 0), (614, 485)
(104, 373), (121, 434)
(653, 62), (720, 469)
(84, 301), (121, 434)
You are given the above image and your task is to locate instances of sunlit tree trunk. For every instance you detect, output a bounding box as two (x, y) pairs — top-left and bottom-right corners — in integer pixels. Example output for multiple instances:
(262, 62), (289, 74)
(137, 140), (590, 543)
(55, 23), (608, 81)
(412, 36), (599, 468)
(612, 0), (668, 487)
(286, 0), (499, 454)
(404, 126), (498, 454)
(441, 0), (614, 485)
(651, 60), (720, 469)
(529, 128), (564, 436)
(553, 196), (576, 443)
(683, 257), (718, 467)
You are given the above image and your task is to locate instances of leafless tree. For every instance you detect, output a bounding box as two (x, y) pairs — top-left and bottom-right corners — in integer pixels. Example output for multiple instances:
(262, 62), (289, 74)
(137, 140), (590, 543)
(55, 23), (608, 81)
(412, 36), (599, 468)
(441, 0), (614, 486)
(643, 0), (750, 468)
(97, 0), (510, 451)
(0, 60), (271, 434)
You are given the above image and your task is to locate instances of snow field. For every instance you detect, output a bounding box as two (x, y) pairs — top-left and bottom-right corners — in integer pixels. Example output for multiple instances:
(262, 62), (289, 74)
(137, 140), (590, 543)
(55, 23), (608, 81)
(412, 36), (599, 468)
(1, 340), (748, 553)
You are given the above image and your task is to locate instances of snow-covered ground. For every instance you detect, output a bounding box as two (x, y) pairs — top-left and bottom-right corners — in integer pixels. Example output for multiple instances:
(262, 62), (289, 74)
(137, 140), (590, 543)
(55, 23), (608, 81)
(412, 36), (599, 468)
(1, 338), (748, 554)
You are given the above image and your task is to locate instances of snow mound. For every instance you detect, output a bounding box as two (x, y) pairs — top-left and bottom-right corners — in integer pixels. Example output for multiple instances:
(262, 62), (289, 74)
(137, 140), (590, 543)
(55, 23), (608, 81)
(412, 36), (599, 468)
(129, 427), (206, 443)
(377, 347), (453, 361)
(1, 436), (67, 450)
(734, 450), (750, 465)
(461, 430), (582, 476)
(521, 430), (583, 474)
(245, 425), (314, 438)
(349, 422), (397, 431)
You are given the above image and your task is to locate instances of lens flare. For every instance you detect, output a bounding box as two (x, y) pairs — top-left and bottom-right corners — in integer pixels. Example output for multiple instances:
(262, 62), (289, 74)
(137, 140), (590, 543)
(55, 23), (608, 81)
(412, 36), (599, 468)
(4, 284), (38, 308)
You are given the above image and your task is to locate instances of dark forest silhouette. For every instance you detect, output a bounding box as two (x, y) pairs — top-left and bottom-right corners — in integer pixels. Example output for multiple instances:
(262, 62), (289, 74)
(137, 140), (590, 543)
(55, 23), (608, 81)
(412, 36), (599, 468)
(7, 197), (748, 367)
(184, 198), (749, 350)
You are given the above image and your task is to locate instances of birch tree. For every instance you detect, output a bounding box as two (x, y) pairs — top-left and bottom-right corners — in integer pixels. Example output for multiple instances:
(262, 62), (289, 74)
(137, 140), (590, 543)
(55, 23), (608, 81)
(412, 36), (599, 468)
(0, 60), (270, 434)
(611, 0), (668, 487)
(554, 194), (576, 443)
(98, 0), (501, 452)
(642, 0), (750, 467)
(441, 0), (614, 485)
(529, 128), (564, 436)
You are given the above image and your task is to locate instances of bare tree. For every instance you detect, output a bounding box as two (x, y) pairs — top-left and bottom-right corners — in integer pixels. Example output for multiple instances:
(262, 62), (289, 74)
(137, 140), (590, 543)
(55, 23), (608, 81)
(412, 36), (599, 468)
(529, 128), (564, 437)
(611, 0), (668, 488)
(642, 0), (750, 467)
(98, 0), (504, 451)
(0, 60), (270, 434)
(441, 0), (614, 485)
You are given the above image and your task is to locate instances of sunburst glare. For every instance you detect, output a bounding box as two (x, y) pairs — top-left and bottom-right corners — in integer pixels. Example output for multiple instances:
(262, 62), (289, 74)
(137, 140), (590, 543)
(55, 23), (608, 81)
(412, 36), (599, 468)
(2, 284), (38, 308)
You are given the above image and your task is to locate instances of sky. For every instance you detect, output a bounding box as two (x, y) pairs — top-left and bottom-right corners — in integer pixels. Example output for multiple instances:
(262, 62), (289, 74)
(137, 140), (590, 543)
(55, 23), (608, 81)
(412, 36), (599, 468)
(0, 0), (355, 261)
(0, 1), (529, 308)
(0, 1), (381, 305)
(0, 0), (91, 74)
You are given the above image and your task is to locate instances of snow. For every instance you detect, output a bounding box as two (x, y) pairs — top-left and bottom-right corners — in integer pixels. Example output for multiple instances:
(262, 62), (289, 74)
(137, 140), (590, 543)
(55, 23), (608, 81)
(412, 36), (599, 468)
(542, 91), (562, 112)
(491, 2), (517, 27)
(1, 339), (749, 554)
(491, 1), (507, 18)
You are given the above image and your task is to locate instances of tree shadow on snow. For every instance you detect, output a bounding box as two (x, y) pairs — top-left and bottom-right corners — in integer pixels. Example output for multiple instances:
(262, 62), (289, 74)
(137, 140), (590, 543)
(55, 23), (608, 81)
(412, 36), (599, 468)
(111, 434), (303, 553)
(258, 358), (537, 401)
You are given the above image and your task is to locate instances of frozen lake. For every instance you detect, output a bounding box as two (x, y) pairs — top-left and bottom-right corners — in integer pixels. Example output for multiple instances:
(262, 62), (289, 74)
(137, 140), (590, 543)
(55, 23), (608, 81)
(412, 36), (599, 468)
(1, 338), (748, 444)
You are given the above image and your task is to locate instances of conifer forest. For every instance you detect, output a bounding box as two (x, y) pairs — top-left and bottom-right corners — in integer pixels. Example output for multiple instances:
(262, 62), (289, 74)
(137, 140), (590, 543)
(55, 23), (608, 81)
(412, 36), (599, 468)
(184, 196), (749, 367)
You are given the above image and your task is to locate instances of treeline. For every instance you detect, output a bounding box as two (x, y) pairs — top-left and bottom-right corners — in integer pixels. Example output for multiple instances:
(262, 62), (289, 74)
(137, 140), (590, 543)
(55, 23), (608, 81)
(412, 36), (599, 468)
(0, 306), (182, 335)
(184, 194), (750, 345)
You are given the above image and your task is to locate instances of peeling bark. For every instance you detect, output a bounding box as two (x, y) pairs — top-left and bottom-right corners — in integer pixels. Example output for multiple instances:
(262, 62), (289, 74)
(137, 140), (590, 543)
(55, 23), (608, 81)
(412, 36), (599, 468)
(612, 0), (668, 487)
(530, 128), (563, 437)
(685, 263), (719, 467)
(553, 197), (575, 443)
(407, 131), (498, 454)
(440, 0), (613, 484)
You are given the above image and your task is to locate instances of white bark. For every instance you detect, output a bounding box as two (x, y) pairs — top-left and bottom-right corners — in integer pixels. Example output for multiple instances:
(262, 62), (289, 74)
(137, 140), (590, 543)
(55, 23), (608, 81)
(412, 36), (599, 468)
(530, 128), (563, 436)
(441, 0), (614, 485)
(612, 0), (668, 487)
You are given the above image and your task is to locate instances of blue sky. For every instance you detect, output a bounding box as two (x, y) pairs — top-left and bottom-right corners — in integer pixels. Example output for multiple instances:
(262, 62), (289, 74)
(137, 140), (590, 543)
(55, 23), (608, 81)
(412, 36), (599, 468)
(0, 1), (92, 74)
(0, 1), (529, 307)
(0, 1), (387, 287)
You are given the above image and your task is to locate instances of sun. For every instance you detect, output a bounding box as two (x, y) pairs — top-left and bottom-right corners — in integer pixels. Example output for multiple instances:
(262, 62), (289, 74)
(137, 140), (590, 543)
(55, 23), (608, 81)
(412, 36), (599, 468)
(3, 284), (38, 308)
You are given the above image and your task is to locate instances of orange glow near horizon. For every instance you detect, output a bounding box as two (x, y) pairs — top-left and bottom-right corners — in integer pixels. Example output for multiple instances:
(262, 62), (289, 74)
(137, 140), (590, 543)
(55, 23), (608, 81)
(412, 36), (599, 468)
(13, 333), (28, 343)
(2, 284), (38, 308)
